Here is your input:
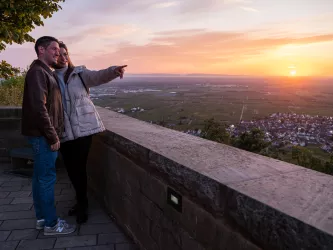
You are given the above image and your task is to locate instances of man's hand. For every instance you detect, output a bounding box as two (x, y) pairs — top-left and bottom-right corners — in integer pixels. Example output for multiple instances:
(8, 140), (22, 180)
(114, 65), (127, 79)
(50, 140), (60, 151)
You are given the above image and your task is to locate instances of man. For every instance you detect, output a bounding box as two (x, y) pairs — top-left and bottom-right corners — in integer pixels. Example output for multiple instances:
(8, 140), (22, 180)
(21, 36), (76, 235)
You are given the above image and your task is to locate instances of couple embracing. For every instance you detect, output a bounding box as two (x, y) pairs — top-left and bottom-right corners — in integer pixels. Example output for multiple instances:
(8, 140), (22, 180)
(22, 36), (126, 235)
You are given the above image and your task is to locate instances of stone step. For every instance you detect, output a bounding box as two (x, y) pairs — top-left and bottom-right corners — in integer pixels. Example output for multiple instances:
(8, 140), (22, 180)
(0, 156), (10, 163)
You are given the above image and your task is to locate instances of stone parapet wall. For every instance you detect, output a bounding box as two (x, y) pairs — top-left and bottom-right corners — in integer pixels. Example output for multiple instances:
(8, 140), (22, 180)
(0, 106), (27, 159)
(87, 107), (333, 250)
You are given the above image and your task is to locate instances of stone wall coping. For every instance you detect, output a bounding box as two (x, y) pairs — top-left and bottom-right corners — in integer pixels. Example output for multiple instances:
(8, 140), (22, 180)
(96, 106), (333, 239)
(0, 106), (21, 108)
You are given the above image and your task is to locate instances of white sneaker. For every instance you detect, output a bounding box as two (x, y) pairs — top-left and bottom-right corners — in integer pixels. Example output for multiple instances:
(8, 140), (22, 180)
(37, 218), (64, 230)
(36, 219), (45, 230)
(44, 219), (76, 236)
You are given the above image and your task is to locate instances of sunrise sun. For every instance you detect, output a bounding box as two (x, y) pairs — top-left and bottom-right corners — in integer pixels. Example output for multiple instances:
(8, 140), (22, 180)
(288, 65), (297, 77)
(290, 69), (297, 76)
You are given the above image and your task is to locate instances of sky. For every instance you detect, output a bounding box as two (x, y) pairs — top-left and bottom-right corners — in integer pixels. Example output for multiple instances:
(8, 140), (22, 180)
(1, 0), (333, 76)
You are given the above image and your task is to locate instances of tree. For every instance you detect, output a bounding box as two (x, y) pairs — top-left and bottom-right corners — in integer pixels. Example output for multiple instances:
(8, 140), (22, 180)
(0, 0), (65, 76)
(233, 128), (269, 153)
(0, 60), (20, 79)
(201, 118), (231, 144)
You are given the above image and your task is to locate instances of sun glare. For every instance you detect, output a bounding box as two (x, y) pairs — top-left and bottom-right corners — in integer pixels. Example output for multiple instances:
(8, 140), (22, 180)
(290, 70), (297, 76)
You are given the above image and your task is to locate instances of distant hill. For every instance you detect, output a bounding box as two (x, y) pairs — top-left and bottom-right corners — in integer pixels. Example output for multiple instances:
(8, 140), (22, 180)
(124, 74), (333, 80)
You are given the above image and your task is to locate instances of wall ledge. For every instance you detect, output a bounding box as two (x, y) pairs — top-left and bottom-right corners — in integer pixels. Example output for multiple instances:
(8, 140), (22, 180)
(95, 106), (333, 249)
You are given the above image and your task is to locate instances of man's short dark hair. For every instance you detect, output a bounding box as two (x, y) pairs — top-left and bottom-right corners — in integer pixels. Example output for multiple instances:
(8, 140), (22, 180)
(34, 36), (59, 55)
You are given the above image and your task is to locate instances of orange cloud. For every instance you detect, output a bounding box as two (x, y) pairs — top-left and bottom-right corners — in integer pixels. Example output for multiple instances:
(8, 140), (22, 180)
(71, 30), (333, 76)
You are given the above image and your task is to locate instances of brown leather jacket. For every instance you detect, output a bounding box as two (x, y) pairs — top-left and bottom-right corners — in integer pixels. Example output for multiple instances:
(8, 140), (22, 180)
(21, 60), (64, 145)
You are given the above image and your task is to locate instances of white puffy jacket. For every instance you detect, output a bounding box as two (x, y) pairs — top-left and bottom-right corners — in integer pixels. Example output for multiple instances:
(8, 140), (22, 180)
(55, 65), (119, 142)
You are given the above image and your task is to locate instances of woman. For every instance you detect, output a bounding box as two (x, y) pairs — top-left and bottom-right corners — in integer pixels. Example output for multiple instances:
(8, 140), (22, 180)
(55, 42), (126, 224)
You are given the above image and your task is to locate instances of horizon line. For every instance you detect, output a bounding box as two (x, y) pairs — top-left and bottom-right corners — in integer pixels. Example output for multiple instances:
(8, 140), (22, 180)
(122, 73), (333, 78)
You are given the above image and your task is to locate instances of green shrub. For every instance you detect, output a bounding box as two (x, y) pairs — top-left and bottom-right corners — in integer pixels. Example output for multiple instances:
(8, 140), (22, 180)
(0, 75), (25, 106)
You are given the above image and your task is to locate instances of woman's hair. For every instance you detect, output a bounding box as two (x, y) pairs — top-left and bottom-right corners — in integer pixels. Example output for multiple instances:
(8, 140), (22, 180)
(58, 41), (75, 68)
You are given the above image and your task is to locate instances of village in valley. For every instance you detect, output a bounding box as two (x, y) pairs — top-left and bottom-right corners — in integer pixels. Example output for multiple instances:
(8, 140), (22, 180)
(232, 113), (333, 153)
(182, 113), (333, 154)
(106, 101), (333, 154)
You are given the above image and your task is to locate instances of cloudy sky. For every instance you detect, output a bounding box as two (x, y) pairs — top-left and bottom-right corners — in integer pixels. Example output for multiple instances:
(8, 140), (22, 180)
(1, 0), (333, 76)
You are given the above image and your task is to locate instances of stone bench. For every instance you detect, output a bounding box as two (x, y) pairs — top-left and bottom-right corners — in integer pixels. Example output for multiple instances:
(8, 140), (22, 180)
(9, 147), (65, 169)
(10, 147), (34, 169)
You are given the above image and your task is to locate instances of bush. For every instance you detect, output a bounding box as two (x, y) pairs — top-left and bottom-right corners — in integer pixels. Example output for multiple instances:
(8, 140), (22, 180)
(0, 75), (25, 106)
(202, 118), (231, 144)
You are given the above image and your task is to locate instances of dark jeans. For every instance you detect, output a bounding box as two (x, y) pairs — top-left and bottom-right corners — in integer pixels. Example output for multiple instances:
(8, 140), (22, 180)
(28, 136), (58, 227)
(60, 135), (92, 209)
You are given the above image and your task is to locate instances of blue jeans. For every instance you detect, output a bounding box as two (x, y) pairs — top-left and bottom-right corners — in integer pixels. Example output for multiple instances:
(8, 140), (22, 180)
(28, 136), (58, 227)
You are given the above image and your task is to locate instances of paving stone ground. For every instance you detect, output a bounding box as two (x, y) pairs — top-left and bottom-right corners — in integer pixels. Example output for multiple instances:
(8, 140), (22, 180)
(0, 162), (138, 250)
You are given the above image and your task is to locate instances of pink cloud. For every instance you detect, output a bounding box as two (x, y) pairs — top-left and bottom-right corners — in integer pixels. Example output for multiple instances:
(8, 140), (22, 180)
(58, 24), (139, 45)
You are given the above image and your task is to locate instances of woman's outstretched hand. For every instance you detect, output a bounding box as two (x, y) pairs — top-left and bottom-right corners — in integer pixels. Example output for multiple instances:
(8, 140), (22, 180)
(114, 65), (127, 79)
